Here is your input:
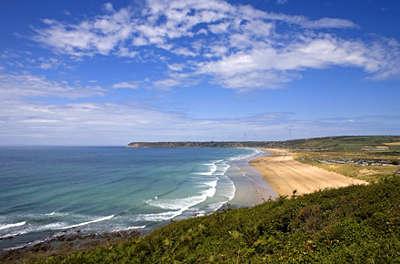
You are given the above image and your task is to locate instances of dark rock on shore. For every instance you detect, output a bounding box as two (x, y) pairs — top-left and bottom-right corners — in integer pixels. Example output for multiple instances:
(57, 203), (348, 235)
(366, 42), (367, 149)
(0, 229), (140, 264)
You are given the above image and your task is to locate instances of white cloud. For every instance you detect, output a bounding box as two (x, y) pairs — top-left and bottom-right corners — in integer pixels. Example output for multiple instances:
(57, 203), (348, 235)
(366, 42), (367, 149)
(32, 0), (400, 90)
(34, 0), (357, 58)
(208, 22), (230, 34)
(103, 2), (114, 12)
(0, 99), (398, 145)
(171, 47), (196, 57)
(198, 36), (400, 90)
(112, 81), (139, 89)
(154, 78), (180, 88)
(167, 63), (184, 71)
(0, 71), (104, 99)
(35, 7), (133, 56)
(38, 57), (61, 69)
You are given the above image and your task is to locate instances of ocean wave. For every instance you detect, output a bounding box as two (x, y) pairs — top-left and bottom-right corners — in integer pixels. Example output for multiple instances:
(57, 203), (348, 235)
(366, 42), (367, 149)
(126, 225), (146, 230)
(194, 162), (218, 175)
(0, 230), (30, 240)
(114, 225), (146, 232)
(134, 210), (182, 222)
(146, 183), (216, 211)
(207, 201), (227, 211)
(228, 148), (263, 161)
(144, 178), (219, 221)
(0, 222), (68, 240)
(44, 211), (68, 217)
(0, 221), (26, 231)
(0, 214), (116, 240)
(194, 159), (231, 177)
(225, 177), (236, 201)
(215, 163), (230, 176)
(54, 215), (114, 230)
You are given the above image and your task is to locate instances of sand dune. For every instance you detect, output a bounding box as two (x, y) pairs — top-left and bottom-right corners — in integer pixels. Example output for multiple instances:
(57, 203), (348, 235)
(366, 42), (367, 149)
(250, 149), (367, 197)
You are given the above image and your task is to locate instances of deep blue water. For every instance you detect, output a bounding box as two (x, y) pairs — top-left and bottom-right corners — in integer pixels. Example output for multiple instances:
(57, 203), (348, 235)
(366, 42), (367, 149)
(0, 146), (258, 250)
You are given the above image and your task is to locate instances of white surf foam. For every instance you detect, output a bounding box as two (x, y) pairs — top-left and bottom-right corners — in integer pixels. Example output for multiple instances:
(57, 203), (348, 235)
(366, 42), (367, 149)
(0, 230), (30, 240)
(134, 210), (182, 222)
(194, 162), (218, 175)
(215, 162), (231, 175)
(0, 221), (26, 231)
(0, 222), (70, 240)
(225, 177), (236, 201)
(45, 211), (56, 216)
(115, 225), (146, 232)
(207, 201), (227, 211)
(143, 178), (219, 222)
(127, 225), (146, 230)
(55, 215), (114, 230)
(228, 148), (263, 161)
(44, 211), (69, 217)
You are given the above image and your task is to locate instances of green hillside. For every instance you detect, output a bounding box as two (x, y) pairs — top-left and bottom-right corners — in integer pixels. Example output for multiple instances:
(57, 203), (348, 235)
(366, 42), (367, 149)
(28, 176), (400, 263)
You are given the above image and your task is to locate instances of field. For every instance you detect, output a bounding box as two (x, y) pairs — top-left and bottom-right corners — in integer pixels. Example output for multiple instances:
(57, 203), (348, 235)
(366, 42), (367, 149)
(286, 136), (400, 182)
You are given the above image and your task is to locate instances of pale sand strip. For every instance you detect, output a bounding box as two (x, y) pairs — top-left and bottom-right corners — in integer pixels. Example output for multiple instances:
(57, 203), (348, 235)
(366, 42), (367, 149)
(250, 148), (367, 197)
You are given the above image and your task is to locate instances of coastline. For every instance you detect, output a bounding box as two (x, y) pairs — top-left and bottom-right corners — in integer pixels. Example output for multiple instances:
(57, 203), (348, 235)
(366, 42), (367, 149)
(0, 229), (140, 263)
(249, 148), (368, 197)
(228, 149), (278, 207)
(0, 147), (275, 261)
(0, 146), (382, 262)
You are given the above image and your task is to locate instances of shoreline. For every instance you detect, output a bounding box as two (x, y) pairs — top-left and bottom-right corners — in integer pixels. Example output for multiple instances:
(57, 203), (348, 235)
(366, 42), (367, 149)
(228, 149), (278, 207)
(249, 148), (368, 197)
(0, 147), (371, 262)
(0, 148), (273, 261)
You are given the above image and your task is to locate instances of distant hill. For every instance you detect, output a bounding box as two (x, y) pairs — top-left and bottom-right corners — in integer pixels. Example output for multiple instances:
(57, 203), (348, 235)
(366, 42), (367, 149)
(128, 141), (275, 148)
(128, 136), (400, 151)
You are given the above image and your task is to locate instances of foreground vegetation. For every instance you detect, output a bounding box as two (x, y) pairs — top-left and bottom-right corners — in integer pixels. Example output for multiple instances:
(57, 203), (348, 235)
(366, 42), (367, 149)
(24, 175), (400, 263)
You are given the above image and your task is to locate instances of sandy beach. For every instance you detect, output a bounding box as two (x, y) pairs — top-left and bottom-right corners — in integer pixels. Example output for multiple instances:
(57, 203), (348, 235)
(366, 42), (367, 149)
(228, 156), (278, 207)
(250, 148), (367, 197)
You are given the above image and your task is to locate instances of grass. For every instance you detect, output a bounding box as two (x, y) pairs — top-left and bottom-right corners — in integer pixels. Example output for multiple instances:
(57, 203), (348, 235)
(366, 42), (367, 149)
(22, 175), (400, 263)
(293, 151), (399, 182)
(285, 136), (400, 182)
(280, 136), (400, 152)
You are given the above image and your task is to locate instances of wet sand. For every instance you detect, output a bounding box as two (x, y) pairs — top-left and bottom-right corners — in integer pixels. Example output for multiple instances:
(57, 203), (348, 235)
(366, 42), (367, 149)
(250, 148), (367, 197)
(229, 155), (278, 207)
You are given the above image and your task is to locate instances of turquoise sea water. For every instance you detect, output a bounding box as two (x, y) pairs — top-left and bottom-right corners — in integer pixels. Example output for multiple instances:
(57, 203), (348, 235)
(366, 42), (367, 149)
(0, 146), (259, 250)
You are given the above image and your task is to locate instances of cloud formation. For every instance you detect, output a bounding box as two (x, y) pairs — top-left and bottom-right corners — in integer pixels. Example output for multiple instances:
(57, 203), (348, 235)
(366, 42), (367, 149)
(32, 0), (400, 90)
(1, 97), (399, 145)
(0, 71), (104, 99)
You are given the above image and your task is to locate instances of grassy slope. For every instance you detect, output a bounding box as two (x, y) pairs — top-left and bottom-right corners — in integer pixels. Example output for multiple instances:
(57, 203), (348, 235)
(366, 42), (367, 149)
(30, 176), (400, 264)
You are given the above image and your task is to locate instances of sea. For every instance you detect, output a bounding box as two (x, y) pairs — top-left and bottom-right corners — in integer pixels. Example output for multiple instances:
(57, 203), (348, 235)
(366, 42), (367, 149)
(0, 146), (266, 251)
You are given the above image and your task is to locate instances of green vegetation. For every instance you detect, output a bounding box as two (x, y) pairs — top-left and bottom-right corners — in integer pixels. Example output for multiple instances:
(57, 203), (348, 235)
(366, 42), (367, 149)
(280, 135), (400, 152)
(294, 151), (399, 182)
(26, 176), (400, 263)
(287, 136), (400, 182)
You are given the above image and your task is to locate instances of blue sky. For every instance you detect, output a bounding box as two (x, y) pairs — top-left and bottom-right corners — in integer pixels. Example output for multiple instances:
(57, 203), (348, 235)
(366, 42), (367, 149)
(0, 0), (399, 145)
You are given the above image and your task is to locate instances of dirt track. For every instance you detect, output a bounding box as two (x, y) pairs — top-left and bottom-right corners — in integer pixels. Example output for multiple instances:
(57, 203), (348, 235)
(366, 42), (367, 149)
(250, 149), (367, 197)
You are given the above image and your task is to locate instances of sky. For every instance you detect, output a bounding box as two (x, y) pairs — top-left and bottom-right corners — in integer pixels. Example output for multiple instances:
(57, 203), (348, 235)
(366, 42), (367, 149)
(0, 0), (399, 145)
